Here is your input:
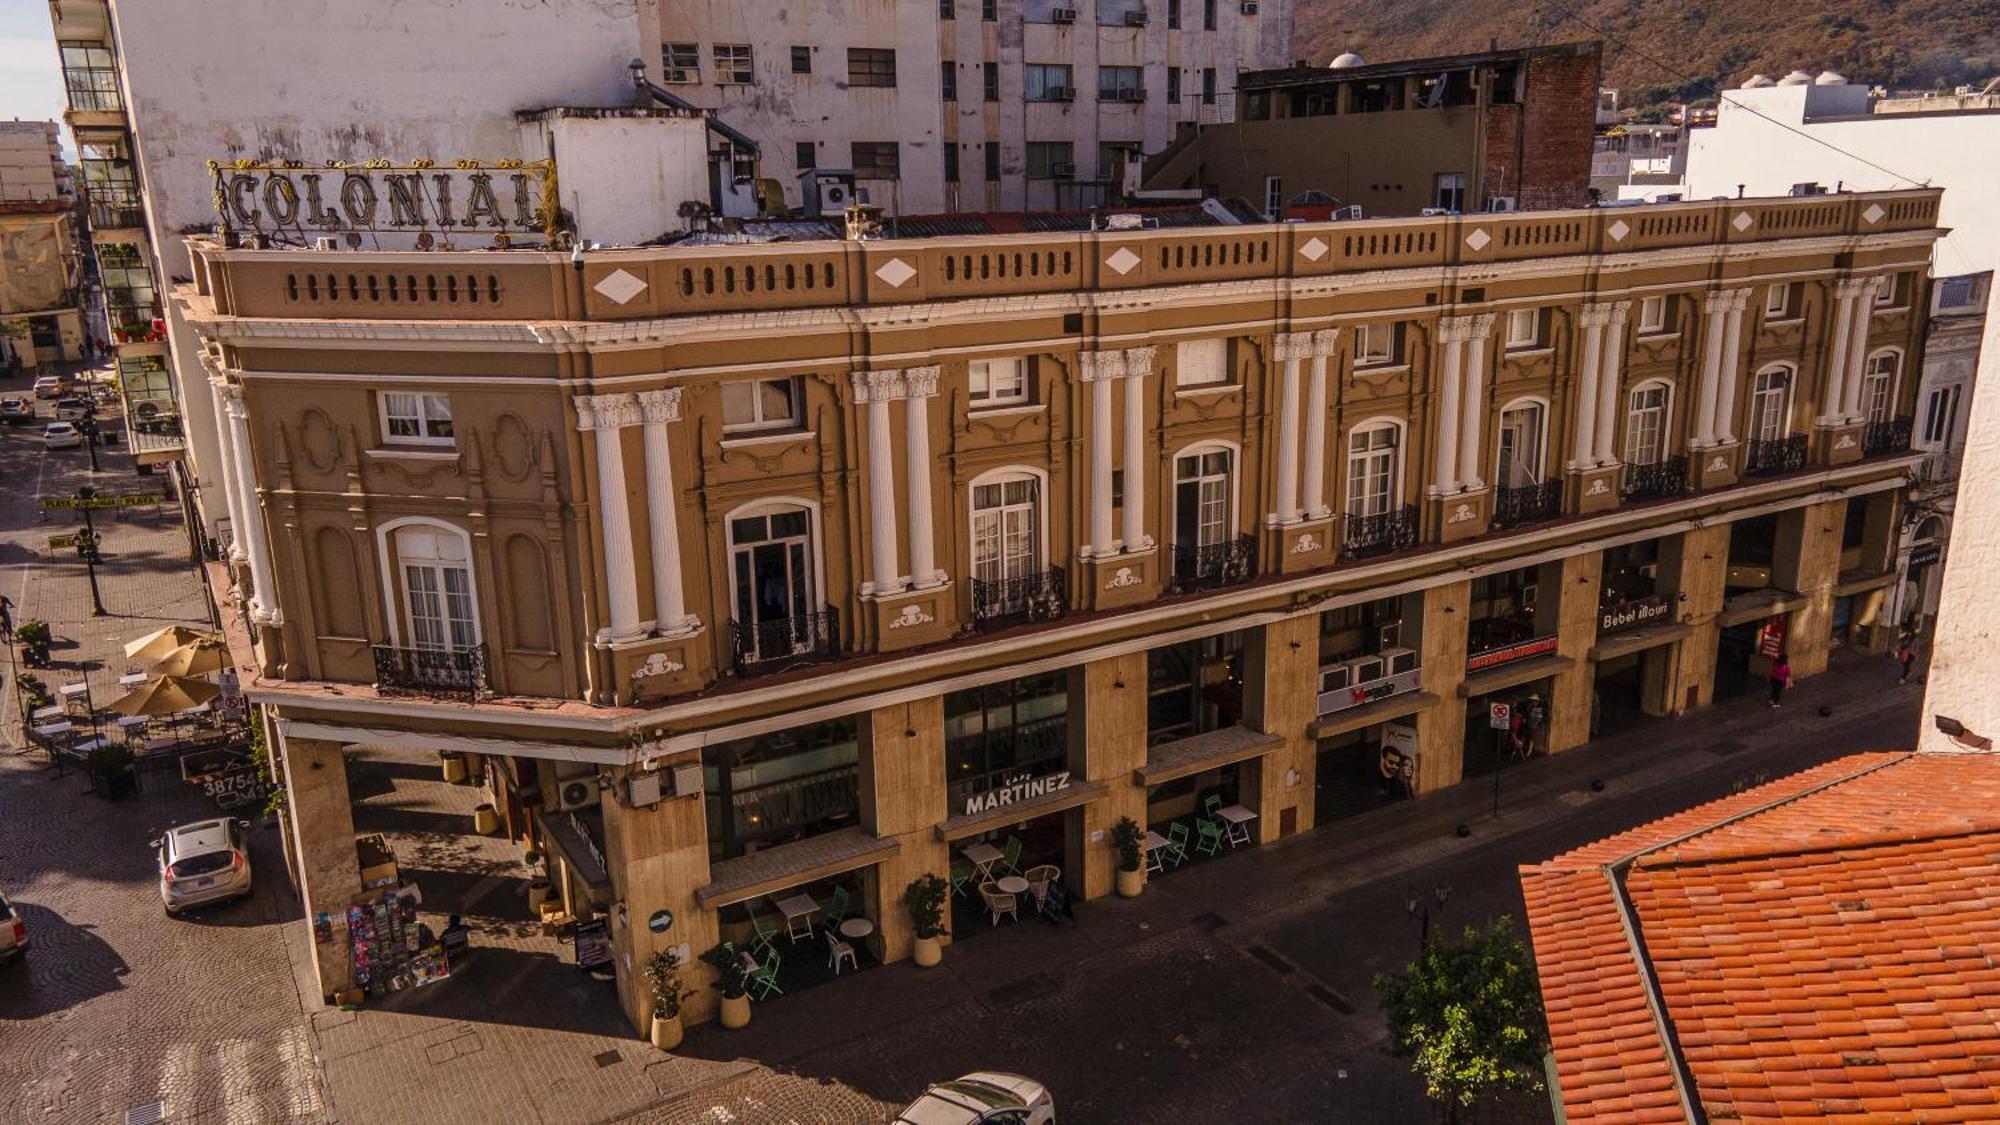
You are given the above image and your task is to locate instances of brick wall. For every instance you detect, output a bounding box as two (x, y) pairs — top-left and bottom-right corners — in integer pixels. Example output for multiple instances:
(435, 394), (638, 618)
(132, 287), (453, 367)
(1483, 42), (1600, 211)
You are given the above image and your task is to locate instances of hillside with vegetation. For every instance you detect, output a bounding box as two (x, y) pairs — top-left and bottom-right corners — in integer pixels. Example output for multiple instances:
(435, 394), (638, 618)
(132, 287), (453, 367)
(1291, 0), (2000, 111)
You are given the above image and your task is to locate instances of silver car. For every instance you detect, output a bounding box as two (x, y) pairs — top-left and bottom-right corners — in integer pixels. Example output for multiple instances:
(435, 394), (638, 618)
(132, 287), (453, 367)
(152, 818), (254, 915)
(896, 1073), (1055, 1125)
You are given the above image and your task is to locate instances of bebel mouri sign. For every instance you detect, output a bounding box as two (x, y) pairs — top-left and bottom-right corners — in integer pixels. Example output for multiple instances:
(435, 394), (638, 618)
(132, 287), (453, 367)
(1600, 594), (1673, 634)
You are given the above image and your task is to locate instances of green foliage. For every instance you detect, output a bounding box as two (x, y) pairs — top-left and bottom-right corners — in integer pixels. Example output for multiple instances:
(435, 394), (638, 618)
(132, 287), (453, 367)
(1111, 816), (1145, 873)
(1372, 916), (1548, 1111)
(699, 941), (752, 999)
(644, 946), (695, 1019)
(903, 873), (949, 940)
(13, 620), (50, 647)
(15, 673), (52, 709)
(84, 741), (134, 779)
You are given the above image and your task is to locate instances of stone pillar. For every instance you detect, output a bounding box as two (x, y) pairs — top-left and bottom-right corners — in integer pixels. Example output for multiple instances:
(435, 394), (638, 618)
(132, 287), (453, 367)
(207, 373), (251, 567)
(224, 390), (281, 624)
(1694, 292), (1730, 447)
(903, 367), (944, 588)
(1592, 303), (1630, 466)
(1571, 308), (1605, 468)
(1075, 653), (1147, 900)
(1247, 615), (1321, 840)
(1302, 329), (1337, 519)
(1272, 333), (1308, 525)
(1819, 281), (1858, 425)
(602, 763), (713, 1027)
(636, 389), (697, 637)
(1547, 551), (1603, 756)
(1712, 291), (1749, 444)
(852, 370), (906, 594)
(1457, 315), (1495, 491)
(1412, 580), (1470, 794)
(1773, 499), (1846, 678)
(277, 731), (360, 1002)
(862, 696), (949, 959)
(1662, 524), (1730, 714)
(576, 394), (645, 641)
(1082, 351), (1120, 556)
(1120, 349), (1154, 551)
(1431, 321), (1465, 494)
(1839, 284), (1874, 422)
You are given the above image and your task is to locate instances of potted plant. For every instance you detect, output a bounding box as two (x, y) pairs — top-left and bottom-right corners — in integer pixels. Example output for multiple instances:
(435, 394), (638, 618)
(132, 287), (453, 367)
(15, 673), (53, 712)
(440, 750), (466, 784)
(15, 620), (51, 668)
(1112, 816), (1146, 897)
(472, 801), (498, 834)
(700, 941), (754, 1029)
(644, 946), (696, 1050)
(904, 873), (949, 967)
(85, 741), (137, 799)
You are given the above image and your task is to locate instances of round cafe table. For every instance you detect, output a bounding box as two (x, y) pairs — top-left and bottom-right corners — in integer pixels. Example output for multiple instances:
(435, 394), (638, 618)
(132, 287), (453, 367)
(837, 917), (874, 940)
(995, 875), (1030, 897)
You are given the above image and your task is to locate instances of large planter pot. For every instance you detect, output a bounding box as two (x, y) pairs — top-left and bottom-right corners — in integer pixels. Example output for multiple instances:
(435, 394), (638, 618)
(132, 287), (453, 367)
(441, 753), (467, 784)
(650, 1013), (684, 1050)
(472, 803), (499, 834)
(526, 879), (552, 910)
(1115, 867), (1145, 898)
(913, 935), (942, 968)
(719, 994), (752, 1029)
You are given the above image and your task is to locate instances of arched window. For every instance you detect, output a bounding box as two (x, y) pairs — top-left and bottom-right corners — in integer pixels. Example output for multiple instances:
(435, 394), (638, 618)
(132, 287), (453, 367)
(1625, 382), (1672, 466)
(1862, 351), (1900, 424)
(393, 524), (478, 651)
(1749, 366), (1793, 442)
(1496, 400), (1546, 487)
(1345, 420), (1403, 517)
(1172, 444), (1237, 549)
(969, 470), (1046, 619)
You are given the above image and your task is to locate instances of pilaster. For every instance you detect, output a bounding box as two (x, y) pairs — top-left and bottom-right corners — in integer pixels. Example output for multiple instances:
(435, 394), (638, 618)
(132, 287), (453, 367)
(278, 733), (360, 1003)
(603, 758), (714, 1027)
(1412, 580), (1470, 795)
(1247, 615), (1321, 840)
(1076, 653), (1147, 900)
(1773, 499), (1846, 678)
(863, 697), (949, 959)
(1547, 551), (1603, 756)
(1661, 524), (1730, 714)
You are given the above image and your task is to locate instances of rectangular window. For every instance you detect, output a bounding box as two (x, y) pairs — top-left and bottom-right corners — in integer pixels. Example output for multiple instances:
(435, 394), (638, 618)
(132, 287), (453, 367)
(1433, 172), (1467, 212)
(1625, 385), (1669, 465)
(1025, 141), (1074, 179)
(1099, 143), (1136, 181)
(59, 43), (122, 112)
(851, 141), (901, 179)
(703, 719), (860, 863)
(383, 392), (454, 445)
(985, 143), (1001, 181)
(1505, 308), (1541, 350)
(970, 357), (1029, 406)
(662, 43), (700, 83)
(1203, 0), (1217, 29)
(1098, 66), (1144, 102)
(1346, 426), (1399, 517)
(1497, 404), (1545, 486)
(1924, 383), (1962, 447)
(1174, 450), (1235, 547)
(1764, 282), (1794, 319)
(940, 0), (954, 17)
(790, 46), (812, 74)
(1263, 176), (1283, 220)
(1146, 633), (1243, 744)
(942, 61), (958, 101)
(1873, 274), (1899, 308)
(983, 0), (997, 19)
(1025, 63), (1075, 101)
(945, 674), (1069, 809)
(1201, 68), (1217, 104)
(1167, 68), (1182, 104)
(1355, 322), (1400, 367)
(1638, 295), (1668, 334)
(847, 48), (897, 87)
(1169, 0), (1182, 27)
(1177, 338), (1228, 387)
(1937, 276), (1978, 311)
(714, 44), (754, 84)
(945, 145), (960, 183)
(984, 61), (1000, 101)
(721, 377), (803, 433)
(795, 141), (816, 171)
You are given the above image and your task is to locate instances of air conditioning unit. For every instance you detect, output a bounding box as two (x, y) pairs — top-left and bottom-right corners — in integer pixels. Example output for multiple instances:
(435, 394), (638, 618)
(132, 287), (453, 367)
(1049, 86), (1076, 102)
(1486, 195), (1518, 212)
(1381, 645), (1418, 676)
(1333, 204), (1365, 221)
(553, 775), (601, 812)
(1124, 10), (1148, 25)
(1240, 1), (1258, 12)
(627, 770), (663, 808)
(1345, 654), (1386, 685)
(671, 761), (702, 797)
(1051, 6), (1077, 21)
(1320, 663), (1354, 695)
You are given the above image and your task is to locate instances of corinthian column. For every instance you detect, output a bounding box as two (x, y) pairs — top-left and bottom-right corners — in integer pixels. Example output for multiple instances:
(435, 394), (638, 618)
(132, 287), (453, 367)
(1592, 302), (1630, 466)
(636, 388), (697, 637)
(1121, 348), (1154, 550)
(851, 370), (907, 594)
(223, 387), (282, 625)
(1302, 328), (1338, 519)
(1456, 314), (1496, 490)
(1572, 306), (1606, 468)
(1271, 332), (1309, 525)
(1431, 319), (1465, 495)
(1081, 350), (1123, 556)
(576, 393), (644, 641)
(1819, 280), (1858, 425)
(903, 366), (945, 588)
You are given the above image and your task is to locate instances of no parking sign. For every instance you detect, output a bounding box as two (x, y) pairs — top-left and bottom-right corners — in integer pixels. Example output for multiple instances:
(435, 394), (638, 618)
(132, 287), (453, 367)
(1488, 702), (1512, 730)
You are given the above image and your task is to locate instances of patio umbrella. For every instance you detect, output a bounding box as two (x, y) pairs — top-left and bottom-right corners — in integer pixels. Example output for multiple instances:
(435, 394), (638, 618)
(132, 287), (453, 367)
(147, 637), (232, 678)
(107, 675), (221, 717)
(123, 624), (219, 662)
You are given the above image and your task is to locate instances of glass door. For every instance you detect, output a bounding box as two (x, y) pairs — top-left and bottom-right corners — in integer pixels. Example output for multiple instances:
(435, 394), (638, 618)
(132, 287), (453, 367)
(731, 510), (814, 660)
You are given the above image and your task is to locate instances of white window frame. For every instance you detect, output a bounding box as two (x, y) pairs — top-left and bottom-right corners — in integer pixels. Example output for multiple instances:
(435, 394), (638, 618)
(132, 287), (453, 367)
(714, 44), (755, 84)
(1922, 382), (1963, 449)
(1748, 365), (1793, 442)
(1170, 441), (1239, 550)
(1354, 322), (1398, 368)
(968, 357), (1029, 408)
(1638, 295), (1668, 334)
(1263, 176), (1283, 221)
(967, 467), (1049, 587)
(380, 391), (454, 446)
(1504, 308), (1541, 350)
(1624, 380), (1673, 466)
(1764, 282), (1794, 320)
(721, 376), (803, 434)
(1861, 351), (1900, 424)
(1495, 398), (1547, 487)
(723, 497), (827, 635)
(1433, 172), (1466, 213)
(1344, 418), (1405, 518)
(1175, 338), (1229, 388)
(662, 42), (700, 83)
(1872, 274), (1897, 309)
(375, 518), (481, 650)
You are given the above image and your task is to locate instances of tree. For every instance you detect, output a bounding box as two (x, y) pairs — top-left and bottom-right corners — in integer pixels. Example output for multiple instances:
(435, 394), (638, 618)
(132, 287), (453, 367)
(1372, 916), (1548, 1119)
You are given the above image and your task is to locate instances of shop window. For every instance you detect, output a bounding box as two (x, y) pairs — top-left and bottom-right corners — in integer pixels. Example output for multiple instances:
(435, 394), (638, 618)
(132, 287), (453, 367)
(945, 673), (1070, 813)
(703, 719), (860, 863)
(1318, 595), (1412, 665)
(1600, 540), (1661, 603)
(1467, 566), (1542, 655)
(1147, 633), (1245, 745)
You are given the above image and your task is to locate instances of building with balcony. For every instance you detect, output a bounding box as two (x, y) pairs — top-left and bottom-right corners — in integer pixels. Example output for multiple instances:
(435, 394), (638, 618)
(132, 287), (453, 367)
(174, 188), (1939, 1031)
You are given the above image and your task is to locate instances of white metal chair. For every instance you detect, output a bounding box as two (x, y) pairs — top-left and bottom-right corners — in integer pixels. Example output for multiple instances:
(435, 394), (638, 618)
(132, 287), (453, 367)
(980, 881), (1019, 926)
(824, 928), (857, 975)
(1023, 864), (1060, 910)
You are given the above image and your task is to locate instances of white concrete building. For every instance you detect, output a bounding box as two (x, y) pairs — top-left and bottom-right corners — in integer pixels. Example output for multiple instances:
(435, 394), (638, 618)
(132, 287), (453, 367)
(0, 120), (67, 202)
(658, 0), (1294, 214)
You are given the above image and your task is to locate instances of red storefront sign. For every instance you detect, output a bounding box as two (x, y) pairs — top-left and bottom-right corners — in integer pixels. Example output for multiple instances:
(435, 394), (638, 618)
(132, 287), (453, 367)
(1756, 615), (1788, 659)
(1465, 634), (1559, 672)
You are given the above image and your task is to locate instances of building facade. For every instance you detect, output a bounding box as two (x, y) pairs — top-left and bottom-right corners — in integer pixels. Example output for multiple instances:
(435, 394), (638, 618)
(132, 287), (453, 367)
(0, 119), (69, 203)
(175, 188), (1938, 1029)
(1143, 42), (1600, 218)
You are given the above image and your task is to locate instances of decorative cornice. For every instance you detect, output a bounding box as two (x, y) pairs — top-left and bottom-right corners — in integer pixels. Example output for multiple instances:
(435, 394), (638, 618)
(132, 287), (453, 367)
(574, 392), (641, 432)
(902, 365), (941, 398)
(850, 369), (907, 404)
(635, 387), (683, 424)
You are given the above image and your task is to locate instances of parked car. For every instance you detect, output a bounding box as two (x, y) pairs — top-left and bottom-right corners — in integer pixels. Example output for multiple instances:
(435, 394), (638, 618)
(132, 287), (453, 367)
(896, 1074), (1055, 1125)
(0, 396), (32, 424)
(53, 397), (92, 422)
(152, 818), (255, 915)
(0, 891), (25, 963)
(32, 375), (66, 399)
(43, 422), (82, 450)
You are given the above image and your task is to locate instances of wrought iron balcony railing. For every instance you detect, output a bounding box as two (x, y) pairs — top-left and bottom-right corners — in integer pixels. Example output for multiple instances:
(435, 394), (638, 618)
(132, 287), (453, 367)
(1745, 434), (1806, 477)
(1492, 480), (1563, 529)
(1621, 455), (1688, 501)
(730, 607), (840, 677)
(88, 199), (147, 230)
(1169, 535), (1257, 595)
(970, 566), (1067, 630)
(1343, 505), (1419, 559)
(373, 643), (488, 701)
(1863, 416), (1913, 456)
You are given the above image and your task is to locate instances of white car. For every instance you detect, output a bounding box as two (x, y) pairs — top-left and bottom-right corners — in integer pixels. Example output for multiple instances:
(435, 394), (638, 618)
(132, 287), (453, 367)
(43, 422), (82, 450)
(32, 375), (66, 399)
(153, 818), (254, 915)
(896, 1074), (1055, 1125)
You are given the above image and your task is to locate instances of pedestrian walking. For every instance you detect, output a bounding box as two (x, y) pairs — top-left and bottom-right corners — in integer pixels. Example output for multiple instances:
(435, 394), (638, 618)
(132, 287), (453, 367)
(0, 594), (12, 641)
(1895, 635), (1918, 685)
(1768, 654), (1793, 707)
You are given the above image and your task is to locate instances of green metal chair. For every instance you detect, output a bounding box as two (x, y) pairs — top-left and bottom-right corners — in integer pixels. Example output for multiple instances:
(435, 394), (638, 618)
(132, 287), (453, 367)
(747, 904), (781, 957)
(825, 885), (850, 926)
(998, 836), (1024, 876)
(748, 948), (784, 1000)
(1194, 818), (1227, 857)
(1201, 793), (1223, 824)
(1165, 821), (1193, 867)
(949, 860), (977, 897)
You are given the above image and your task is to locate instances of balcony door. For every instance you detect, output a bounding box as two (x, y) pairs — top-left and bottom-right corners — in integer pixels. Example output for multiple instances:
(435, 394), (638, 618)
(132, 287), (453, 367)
(396, 526), (477, 652)
(972, 474), (1040, 603)
(1749, 368), (1791, 442)
(1862, 354), (1897, 424)
(730, 507), (815, 657)
(1625, 384), (1669, 466)
(1173, 449), (1233, 550)
(1345, 425), (1398, 517)
(1496, 403), (1545, 487)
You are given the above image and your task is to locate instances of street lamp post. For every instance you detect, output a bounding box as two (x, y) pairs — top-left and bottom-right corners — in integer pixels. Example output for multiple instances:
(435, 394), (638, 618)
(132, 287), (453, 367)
(77, 411), (101, 473)
(76, 486), (107, 617)
(1406, 884), (1451, 950)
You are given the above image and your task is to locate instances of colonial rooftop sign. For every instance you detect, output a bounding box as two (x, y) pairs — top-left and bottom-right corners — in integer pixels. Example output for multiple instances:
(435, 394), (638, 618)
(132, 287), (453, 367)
(206, 159), (559, 239)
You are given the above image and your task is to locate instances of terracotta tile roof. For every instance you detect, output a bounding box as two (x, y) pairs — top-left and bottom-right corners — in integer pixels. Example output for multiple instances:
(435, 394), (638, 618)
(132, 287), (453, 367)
(1521, 751), (2000, 1123)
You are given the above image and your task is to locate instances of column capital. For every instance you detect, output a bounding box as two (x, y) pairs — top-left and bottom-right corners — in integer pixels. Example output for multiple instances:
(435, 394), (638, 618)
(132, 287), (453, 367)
(1439, 313), (1494, 343)
(1310, 327), (1342, 356)
(216, 380), (246, 407)
(1274, 332), (1314, 363)
(850, 369), (907, 403)
(635, 387), (683, 424)
(902, 365), (941, 398)
(1079, 350), (1127, 383)
(1726, 288), (1752, 312)
(1122, 346), (1155, 376)
(575, 392), (640, 432)
(1604, 299), (1632, 326)
(1702, 289), (1736, 315)
(1578, 303), (1615, 329)
(1837, 276), (1875, 299)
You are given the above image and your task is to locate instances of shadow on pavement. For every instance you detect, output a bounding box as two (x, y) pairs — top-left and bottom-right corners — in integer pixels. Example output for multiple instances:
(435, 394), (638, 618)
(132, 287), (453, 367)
(0, 904), (130, 1019)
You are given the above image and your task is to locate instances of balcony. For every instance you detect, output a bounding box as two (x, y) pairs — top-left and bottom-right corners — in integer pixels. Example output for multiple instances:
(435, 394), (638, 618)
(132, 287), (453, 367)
(1863, 416), (1913, 456)
(87, 199), (146, 230)
(970, 567), (1067, 631)
(1621, 456), (1688, 501)
(1343, 505), (1419, 560)
(1169, 535), (1257, 595)
(372, 643), (488, 701)
(1492, 480), (1562, 529)
(1744, 434), (1806, 477)
(730, 607), (841, 678)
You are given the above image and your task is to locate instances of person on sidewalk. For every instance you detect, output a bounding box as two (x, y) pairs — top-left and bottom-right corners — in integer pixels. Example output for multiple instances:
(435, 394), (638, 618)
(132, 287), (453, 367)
(1895, 633), (1919, 685)
(1768, 654), (1793, 707)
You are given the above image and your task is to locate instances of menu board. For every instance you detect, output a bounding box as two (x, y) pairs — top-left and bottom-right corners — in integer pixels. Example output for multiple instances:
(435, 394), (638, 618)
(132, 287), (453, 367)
(574, 919), (613, 970)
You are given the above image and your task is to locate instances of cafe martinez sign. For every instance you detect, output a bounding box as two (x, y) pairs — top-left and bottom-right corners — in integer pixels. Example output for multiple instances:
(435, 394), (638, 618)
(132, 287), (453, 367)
(962, 770), (1072, 817)
(207, 159), (558, 238)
